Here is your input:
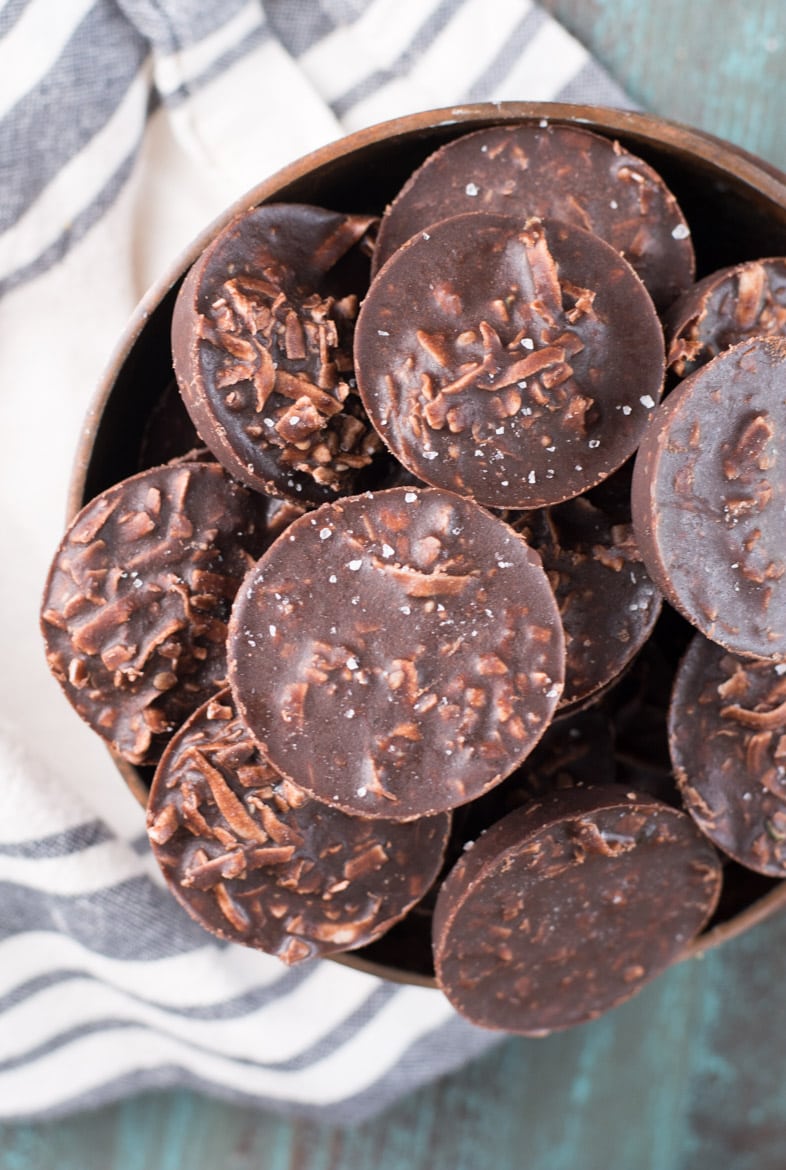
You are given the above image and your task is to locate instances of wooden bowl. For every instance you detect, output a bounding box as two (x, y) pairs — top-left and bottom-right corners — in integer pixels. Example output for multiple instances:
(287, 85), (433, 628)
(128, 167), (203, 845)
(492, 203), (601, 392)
(68, 102), (786, 989)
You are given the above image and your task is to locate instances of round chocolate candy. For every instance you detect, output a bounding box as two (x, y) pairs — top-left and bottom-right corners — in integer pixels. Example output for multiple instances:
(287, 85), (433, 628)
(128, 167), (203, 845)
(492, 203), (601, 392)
(373, 122), (694, 311)
(228, 486), (565, 821)
(40, 462), (283, 764)
(669, 633), (786, 877)
(632, 336), (786, 662)
(666, 257), (786, 379)
(355, 213), (665, 509)
(432, 786), (722, 1035)
(508, 496), (662, 711)
(147, 690), (450, 963)
(171, 203), (382, 505)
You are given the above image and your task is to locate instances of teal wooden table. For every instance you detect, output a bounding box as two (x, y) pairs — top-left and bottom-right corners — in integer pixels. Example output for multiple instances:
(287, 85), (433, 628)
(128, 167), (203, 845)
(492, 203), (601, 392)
(4, 2), (786, 1166)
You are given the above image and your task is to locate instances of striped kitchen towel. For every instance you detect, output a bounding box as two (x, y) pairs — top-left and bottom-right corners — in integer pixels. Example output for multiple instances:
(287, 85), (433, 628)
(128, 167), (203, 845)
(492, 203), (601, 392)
(0, 0), (632, 1123)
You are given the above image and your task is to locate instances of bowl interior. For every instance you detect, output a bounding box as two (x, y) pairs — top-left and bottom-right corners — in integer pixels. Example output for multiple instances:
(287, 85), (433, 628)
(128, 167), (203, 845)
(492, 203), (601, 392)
(71, 102), (786, 986)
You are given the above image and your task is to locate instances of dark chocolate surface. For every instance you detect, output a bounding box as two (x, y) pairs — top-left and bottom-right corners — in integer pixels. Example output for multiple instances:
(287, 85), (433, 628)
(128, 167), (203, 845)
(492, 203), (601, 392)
(372, 123), (695, 311)
(432, 786), (722, 1034)
(228, 487), (565, 820)
(147, 690), (450, 962)
(508, 497), (662, 710)
(171, 203), (382, 505)
(356, 213), (665, 509)
(667, 257), (786, 379)
(41, 463), (280, 764)
(670, 633), (786, 876)
(632, 336), (786, 661)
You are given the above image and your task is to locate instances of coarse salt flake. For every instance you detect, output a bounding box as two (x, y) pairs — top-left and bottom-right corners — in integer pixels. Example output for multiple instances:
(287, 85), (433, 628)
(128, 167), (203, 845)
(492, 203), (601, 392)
(672, 223), (691, 239)
(622, 405), (632, 416)
(347, 559), (363, 571)
(640, 394), (656, 409)
(520, 337), (535, 350)
(465, 182), (479, 196)
(382, 544), (395, 558)
(404, 491), (418, 503)
(319, 528), (332, 540)
(528, 470), (536, 484)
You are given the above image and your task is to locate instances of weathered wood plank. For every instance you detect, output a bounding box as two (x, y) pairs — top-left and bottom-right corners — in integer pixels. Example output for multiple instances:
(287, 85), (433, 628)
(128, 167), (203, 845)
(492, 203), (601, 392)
(540, 0), (786, 168)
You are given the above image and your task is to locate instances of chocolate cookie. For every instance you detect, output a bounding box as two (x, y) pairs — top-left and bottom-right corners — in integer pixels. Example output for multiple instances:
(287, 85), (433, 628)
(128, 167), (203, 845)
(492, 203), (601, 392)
(147, 690), (450, 962)
(667, 258), (786, 379)
(669, 633), (786, 876)
(171, 203), (382, 505)
(509, 497), (662, 710)
(432, 786), (722, 1034)
(373, 122), (694, 311)
(41, 463), (281, 764)
(355, 214), (665, 509)
(228, 487), (565, 820)
(632, 336), (786, 661)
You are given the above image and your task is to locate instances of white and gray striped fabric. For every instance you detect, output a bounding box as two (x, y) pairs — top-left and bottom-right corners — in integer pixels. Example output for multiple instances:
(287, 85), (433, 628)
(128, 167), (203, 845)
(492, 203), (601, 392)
(0, 0), (632, 1123)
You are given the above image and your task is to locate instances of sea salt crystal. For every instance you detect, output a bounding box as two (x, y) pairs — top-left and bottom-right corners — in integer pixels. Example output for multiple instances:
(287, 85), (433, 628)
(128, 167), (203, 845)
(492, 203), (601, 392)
(381, 544), (395, 558)
(640, 394), (656, 409)
(319, 528), (332, 540)
(672, 223), (691, 239)
(520, 337), (535, 350)
(404, 491), (418, 502)
(377, 329), (390, 336)
(528, 470), (536, 484)
(622, 405), (632, 416)
(465, 182), (479, 196)
(347, 559), (363, 571)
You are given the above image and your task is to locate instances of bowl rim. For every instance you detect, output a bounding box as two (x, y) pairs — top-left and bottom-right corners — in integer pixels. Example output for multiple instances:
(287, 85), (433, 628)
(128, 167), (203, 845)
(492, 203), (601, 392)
(70, 100), (786, 987)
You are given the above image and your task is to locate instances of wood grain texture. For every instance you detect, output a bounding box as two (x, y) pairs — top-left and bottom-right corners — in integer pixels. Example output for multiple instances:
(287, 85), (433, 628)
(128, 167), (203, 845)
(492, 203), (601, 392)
(4, 1), (786, 1167)
(540, 0), (786, 169)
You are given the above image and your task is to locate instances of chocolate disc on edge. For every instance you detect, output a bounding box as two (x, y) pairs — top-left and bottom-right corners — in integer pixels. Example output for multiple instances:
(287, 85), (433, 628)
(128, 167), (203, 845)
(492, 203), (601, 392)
(632, 336), (786, 662)
(228, 487), (565, 820)
(40, 463), (284, 764)
(508, 497), (662, 710)
(373, 122), (694, 311)
(355, 213), (665, 509)
(669, 633), (786, 876)
(171, 203), (382, 505)
(666, 258), (786, 379)
(432, 786), (722, 1035)
(147, 690), (450, 963)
